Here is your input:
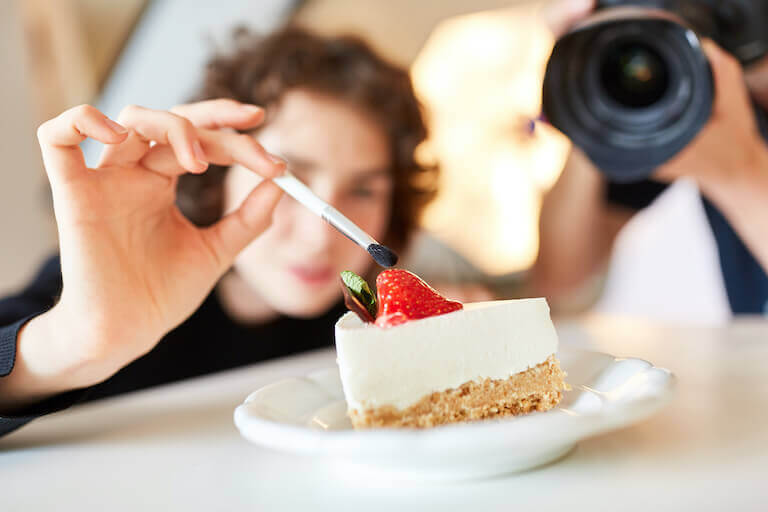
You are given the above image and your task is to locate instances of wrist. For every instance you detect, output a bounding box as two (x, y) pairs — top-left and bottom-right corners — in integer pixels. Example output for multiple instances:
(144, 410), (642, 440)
(0, 306), (114, 408)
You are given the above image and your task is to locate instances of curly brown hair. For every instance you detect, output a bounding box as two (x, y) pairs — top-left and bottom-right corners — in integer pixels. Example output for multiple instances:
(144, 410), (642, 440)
(177, 26), (438, 253)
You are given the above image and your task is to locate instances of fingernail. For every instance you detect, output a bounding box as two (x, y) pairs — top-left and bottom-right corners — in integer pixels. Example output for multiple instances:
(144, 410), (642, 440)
(105, 118), (128, 135)
(243, 105), (264, 115)
(268, 153), (286, 166)
(193, 140), (207, 163)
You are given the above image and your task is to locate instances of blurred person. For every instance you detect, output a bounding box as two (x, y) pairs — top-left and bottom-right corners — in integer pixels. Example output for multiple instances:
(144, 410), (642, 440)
(0, 27), (439, 436)
(533, 0), (768, 316)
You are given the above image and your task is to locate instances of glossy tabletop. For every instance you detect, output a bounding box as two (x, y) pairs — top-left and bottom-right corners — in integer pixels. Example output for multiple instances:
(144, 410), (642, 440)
(1, 316), (767, 511)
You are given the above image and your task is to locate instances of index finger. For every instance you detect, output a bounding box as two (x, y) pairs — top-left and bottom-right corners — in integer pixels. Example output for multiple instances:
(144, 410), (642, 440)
(171, 99), (265, 130)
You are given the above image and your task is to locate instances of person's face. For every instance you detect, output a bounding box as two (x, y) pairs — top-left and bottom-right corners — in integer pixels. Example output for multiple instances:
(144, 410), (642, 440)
(223, 89), (393, 318)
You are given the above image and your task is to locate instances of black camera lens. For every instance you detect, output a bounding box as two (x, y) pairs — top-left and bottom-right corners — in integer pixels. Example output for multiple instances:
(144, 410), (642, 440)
(600, 43), (669, 108)
(542, 1), (768, 182)
(542, 17), (714, 182)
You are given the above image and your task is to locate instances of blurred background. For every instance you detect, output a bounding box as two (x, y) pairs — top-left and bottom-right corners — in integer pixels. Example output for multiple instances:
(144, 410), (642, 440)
(0, 0), (728, 322)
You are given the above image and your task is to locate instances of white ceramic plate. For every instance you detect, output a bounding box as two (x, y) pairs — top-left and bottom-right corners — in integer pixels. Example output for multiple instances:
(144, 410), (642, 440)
(234, 349), (674, 481)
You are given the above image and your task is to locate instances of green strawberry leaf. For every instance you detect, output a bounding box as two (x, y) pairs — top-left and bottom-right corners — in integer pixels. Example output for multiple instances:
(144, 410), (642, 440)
(340, 271), (377, 321)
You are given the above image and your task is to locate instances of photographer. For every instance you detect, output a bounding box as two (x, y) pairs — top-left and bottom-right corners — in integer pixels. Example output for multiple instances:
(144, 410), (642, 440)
(534, 0), (768, 315)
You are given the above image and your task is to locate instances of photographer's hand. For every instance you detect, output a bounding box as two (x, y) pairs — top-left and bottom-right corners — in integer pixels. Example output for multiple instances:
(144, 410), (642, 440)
(542, 0), (595, 38)
(656, 41), (768, 272)
(0, 100), (285, 409)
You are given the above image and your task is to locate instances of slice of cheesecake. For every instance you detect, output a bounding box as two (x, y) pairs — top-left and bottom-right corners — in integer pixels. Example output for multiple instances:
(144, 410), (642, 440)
(335, 270), (568, 429)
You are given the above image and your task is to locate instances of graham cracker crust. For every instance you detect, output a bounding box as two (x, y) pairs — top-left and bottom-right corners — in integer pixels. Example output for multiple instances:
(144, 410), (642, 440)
(349, 355), (568, 429)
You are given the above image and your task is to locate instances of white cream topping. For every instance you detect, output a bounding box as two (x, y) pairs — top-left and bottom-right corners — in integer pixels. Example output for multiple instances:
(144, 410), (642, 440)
(334, 298), (558, 411)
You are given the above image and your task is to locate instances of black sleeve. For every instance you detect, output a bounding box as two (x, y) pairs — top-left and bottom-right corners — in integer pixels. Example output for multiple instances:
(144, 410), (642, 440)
(0, 255), (63, 378)
(0, 256), (91, 437)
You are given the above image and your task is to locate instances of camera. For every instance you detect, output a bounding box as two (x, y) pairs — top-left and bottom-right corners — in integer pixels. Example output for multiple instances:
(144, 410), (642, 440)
(542, 0), (768, 182)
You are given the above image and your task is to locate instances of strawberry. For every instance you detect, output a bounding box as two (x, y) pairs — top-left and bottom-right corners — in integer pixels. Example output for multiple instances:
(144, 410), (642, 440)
(374, 269), (462, 328)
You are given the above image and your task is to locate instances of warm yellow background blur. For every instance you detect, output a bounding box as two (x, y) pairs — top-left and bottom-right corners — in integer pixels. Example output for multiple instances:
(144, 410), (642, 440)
(295, 0), (570, 276)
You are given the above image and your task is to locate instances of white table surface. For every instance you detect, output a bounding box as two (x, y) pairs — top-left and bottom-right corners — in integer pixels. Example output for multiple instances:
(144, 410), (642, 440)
(1, 316), (767, 511)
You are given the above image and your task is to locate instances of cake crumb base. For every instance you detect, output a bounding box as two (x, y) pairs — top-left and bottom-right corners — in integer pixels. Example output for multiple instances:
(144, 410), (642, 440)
(349, 356), (568, 429)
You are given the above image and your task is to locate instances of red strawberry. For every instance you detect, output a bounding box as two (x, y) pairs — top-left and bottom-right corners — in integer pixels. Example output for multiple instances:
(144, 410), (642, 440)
(374, 269), (462, 328)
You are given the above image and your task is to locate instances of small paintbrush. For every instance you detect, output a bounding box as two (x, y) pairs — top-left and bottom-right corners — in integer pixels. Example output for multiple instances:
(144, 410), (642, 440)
(272, 171), (398, 268)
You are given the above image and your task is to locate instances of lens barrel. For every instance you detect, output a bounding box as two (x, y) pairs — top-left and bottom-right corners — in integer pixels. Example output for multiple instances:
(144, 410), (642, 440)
(543, 16), (714, 182)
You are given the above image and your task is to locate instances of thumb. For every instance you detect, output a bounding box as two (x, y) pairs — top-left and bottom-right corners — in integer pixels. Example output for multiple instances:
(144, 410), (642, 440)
(201, 180), (283, 270)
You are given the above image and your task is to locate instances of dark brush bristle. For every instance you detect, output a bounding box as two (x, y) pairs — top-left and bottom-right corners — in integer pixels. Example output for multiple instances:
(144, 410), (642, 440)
(367, 244), (398, 268)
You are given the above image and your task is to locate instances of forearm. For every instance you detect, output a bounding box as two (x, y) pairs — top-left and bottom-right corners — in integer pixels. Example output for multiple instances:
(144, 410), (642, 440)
(699, 148), (768, 274)
(534, 150), (630, 297)
(536, 182), (602, 291)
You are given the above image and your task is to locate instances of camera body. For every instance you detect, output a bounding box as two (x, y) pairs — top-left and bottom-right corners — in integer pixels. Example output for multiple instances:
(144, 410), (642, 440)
(543, 0), (768, 182)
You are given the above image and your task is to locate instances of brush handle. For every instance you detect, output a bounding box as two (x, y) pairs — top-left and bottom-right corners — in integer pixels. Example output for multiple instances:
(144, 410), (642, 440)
(272, 172), (328, 216)
(272, 171), (377, 248)
(321, 205), (377, 248)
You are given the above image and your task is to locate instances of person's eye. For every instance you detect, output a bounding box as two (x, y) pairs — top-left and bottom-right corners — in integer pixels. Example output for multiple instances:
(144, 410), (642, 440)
(350, 187), (376, 198)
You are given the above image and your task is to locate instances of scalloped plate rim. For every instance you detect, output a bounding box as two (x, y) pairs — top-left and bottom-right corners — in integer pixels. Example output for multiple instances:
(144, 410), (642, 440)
(234, 349), (675, 464)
